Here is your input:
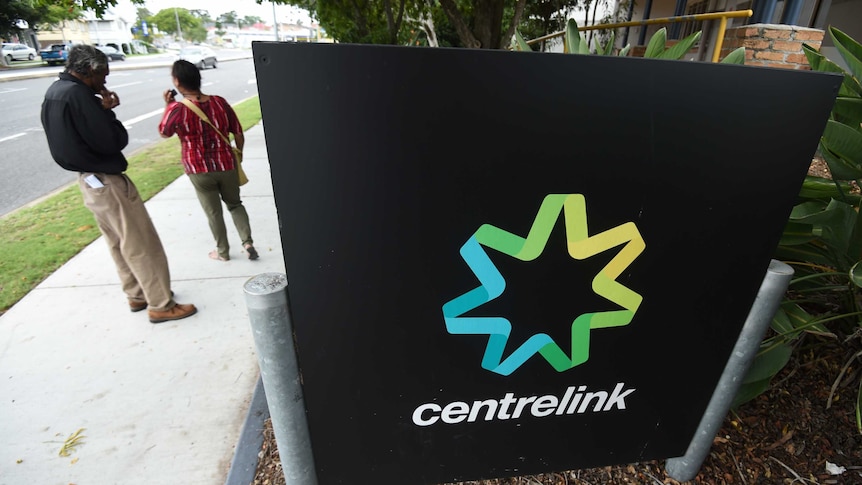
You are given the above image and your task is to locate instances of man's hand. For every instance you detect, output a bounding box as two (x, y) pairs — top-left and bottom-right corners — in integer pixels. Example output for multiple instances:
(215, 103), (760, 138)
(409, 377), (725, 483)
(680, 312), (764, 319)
(100, 89), (120, 109)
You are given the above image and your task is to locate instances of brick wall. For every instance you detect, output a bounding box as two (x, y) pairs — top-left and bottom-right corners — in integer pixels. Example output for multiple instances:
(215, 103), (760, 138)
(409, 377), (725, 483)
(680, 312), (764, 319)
(720, 23), (824, 69)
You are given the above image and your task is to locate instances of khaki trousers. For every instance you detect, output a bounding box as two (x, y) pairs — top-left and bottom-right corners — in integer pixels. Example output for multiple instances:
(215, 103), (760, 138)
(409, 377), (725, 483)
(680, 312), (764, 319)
(78, 173), (175, 311)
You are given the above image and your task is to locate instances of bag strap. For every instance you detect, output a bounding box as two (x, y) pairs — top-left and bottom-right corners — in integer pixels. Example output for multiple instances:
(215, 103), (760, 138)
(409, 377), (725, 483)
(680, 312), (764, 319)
(179, 98), (233, 146)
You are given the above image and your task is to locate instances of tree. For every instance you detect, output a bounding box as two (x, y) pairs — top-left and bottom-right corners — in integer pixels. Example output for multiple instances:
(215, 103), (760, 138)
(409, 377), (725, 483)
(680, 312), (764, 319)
(435, 0), (526, 49)
(275, 0), (414, 45)
(151, 8), (206, 43)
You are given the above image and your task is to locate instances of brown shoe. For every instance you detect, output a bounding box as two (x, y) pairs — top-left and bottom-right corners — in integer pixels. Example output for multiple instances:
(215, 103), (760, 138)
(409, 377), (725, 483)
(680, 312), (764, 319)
(129, 300), (147, 313)
(148, 303), (197, 324)
(128, 291), (174, 313)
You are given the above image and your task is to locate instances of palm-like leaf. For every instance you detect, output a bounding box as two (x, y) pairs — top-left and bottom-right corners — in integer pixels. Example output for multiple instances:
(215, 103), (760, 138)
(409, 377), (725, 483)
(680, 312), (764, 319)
(512, 29), (532, 52)
(658, 30), (701, 60)
(721, 47), (746, 65)
(644, 27), (668, 58)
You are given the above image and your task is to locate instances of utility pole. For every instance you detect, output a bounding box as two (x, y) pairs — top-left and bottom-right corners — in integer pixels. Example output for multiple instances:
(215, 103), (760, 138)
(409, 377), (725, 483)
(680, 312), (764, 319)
(174, 8), (183, 41)
(272, 2), (279, 41)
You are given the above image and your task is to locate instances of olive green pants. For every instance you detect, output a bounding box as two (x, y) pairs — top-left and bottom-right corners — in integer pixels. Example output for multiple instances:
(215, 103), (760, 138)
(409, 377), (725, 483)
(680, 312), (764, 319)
(188, 169), (252, 260)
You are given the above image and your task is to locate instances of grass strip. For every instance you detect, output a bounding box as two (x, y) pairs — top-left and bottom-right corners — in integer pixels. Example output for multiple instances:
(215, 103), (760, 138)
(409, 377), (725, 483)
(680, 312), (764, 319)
(0, 96), (262, 313)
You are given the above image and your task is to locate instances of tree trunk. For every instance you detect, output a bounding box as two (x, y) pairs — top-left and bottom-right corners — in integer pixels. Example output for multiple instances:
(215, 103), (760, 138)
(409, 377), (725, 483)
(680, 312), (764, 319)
(382, 0), (408, 44)
(350, 0), (371, 40)
(500, 0), (528, 49)
(438, 0), (481, 48)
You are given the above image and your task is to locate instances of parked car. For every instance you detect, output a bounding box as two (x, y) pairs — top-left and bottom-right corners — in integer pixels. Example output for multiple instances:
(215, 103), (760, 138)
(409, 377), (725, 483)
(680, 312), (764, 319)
(2, 43), (37, 63)
(39, 43), (71, 66)
(178, 46), (217, 69)
(97, 45), (126, 62)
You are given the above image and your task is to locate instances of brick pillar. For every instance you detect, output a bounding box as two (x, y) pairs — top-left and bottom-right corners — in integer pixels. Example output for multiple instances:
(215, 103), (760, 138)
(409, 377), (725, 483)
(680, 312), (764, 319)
(720, 23), (824, 69)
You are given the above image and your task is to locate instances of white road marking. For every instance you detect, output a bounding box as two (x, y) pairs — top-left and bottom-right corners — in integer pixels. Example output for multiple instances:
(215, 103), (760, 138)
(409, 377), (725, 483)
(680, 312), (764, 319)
(0, 132), (27, 143)
(123, 108), (164, 128)
(0, 87), (27, 95)
(109, 81), (143, 89)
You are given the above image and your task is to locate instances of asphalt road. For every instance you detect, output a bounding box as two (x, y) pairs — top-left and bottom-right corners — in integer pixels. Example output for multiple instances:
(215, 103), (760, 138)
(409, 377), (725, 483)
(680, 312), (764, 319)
(0, 52), (258, 217)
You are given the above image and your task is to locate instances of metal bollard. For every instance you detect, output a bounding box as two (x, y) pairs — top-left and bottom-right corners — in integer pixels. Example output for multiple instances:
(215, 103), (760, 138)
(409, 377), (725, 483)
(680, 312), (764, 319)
(665, 260), (794, 482)
(244, 272), (318, 485)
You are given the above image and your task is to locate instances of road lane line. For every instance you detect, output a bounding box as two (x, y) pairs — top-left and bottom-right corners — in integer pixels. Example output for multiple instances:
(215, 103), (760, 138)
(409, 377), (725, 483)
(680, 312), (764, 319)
(123, 108), (164, 128)
(0, 133), (27, 143)
(0, 88), (27, 95)
(110, 81), (143, 89)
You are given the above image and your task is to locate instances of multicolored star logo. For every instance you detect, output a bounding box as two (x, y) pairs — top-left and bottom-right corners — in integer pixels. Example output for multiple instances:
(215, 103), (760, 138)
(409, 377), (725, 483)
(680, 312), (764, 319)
(442, 194), (646, 376)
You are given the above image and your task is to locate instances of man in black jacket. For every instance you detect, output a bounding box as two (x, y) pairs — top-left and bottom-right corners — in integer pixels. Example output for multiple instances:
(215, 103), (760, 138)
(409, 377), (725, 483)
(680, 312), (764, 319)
(41, 44), (197, 324)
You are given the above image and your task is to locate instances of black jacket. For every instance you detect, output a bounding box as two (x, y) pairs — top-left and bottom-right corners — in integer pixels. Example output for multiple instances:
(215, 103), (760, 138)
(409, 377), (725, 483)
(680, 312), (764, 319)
(41, 72), (129, 173)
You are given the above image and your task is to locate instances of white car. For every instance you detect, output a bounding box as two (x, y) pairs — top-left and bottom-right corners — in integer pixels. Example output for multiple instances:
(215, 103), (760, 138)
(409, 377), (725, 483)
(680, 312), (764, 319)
(178, 46), (218, 69)
(2, 43), (37, 63)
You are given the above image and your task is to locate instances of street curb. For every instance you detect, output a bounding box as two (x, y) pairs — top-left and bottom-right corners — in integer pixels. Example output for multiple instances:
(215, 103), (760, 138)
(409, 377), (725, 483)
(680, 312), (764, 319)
(0, 54), (253, 83)
(225, 376), (270, 485)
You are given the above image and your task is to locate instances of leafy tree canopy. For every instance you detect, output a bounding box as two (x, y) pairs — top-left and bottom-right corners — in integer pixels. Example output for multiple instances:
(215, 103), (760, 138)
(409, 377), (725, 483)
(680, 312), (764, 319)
(1, 0), (97, 40)
(151, 8), (207, 43)
(270, 0), (624, 49)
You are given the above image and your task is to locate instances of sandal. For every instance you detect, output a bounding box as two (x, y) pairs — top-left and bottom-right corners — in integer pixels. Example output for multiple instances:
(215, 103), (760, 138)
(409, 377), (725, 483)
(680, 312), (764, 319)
(244, 244), (259, 260)
(209, 250), (228, 261)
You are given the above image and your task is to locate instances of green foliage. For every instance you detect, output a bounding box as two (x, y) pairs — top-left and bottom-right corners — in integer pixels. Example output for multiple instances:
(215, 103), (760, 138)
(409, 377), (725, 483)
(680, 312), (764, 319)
(737, 27), (862, 434)
(0, 97), (261, 313)
(151, 8), (206, 42)
(564, 18), (589, 54)
(514, 19), (716, 63)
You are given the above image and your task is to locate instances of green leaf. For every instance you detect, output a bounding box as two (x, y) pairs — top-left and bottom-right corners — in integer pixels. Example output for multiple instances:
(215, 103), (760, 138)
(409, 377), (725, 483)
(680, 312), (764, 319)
(780, 222), (820, 245)
(798, 176), (859, 201)
(856, 377), (862, 434)
(746, 343), (793, 383)
(618, 44), (632, 57)
(823, 120), (862, 161)
(720, 47), (746, 65)
(850, 261), (862, 288)
(770, 307), (795, 336)
(821, 122), (862, 179)
(644, 28), (668, 58)
(833, 98), (862, 126)
(821, 142), (862, 180)
(732, 379), (771, 408)
(598, 31), (615, 56)
(513, 29), (532, 52)
(658, 30), (702, 60)
(565, 18), (585, 55)
(775, 243), (836, 267)
(788, 200), (829, 220)
(803, 43), (862, 97)
(830, 26), (862, 83)
(782, 301), (831, 334)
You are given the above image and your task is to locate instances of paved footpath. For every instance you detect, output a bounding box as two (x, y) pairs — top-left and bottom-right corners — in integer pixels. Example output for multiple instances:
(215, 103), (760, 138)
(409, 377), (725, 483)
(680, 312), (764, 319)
(0, 123), (282, 484)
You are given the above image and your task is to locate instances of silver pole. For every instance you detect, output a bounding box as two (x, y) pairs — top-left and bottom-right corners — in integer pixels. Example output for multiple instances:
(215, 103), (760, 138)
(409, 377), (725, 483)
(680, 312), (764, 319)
(665, 259), (794, 481)
(244, 273), (318, 485)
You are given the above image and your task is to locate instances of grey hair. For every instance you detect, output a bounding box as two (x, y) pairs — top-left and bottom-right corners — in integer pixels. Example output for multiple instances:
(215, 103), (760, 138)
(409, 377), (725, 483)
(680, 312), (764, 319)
(65, 44), (109, 76)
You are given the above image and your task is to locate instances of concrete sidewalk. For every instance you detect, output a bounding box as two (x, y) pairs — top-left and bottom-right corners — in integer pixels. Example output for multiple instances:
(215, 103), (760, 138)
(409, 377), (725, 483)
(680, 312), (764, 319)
(0, 123), (282, 484)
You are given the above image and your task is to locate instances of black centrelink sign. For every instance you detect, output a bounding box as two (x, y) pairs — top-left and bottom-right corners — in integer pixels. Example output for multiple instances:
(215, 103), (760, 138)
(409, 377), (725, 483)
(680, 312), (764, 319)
(253, 42), (839, 484)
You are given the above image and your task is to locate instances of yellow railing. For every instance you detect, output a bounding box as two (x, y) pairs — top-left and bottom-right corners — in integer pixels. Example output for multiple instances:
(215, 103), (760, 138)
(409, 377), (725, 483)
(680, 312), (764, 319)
(527, 9), (753, 63)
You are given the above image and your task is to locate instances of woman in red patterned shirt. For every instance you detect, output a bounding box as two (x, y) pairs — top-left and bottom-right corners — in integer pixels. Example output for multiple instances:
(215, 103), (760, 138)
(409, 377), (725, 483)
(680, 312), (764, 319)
(158, 60), (258, 261)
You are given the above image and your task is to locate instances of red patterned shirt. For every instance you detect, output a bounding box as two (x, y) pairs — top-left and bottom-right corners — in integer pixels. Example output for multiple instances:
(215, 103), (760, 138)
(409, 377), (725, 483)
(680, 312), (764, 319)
(158, 95), (242, 174)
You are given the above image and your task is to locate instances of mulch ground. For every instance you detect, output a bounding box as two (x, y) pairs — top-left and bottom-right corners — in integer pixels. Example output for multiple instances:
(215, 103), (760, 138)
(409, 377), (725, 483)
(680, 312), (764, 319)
(250, 158), (862, 485)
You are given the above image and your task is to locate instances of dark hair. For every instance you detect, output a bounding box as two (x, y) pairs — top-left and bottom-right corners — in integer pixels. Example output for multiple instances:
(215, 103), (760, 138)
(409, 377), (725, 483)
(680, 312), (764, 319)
(66, 44), (108, 76)
(172, 60), (201, 91)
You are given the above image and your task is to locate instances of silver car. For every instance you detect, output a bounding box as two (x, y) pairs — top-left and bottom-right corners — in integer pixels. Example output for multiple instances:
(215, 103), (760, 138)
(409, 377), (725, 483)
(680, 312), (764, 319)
(178, 46), (218, 69)
(2, 43), (37, 62)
